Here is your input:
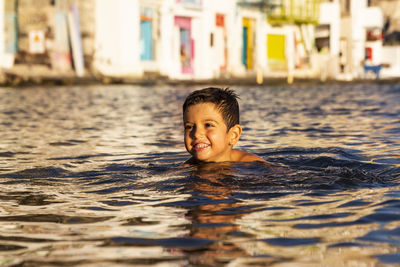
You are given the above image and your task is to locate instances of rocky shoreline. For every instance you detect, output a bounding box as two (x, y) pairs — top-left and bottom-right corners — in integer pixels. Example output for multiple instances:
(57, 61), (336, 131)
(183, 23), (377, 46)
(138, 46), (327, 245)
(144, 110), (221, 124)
(1, 64), (400, 87)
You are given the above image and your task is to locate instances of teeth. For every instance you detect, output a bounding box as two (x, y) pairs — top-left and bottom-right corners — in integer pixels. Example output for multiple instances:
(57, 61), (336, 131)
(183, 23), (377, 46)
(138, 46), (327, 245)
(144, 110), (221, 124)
(195, 143), (208, 149)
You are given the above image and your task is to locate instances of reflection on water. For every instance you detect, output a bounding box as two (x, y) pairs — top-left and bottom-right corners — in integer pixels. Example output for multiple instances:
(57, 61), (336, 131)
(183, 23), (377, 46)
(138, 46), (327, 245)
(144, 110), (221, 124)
(0, 83), (399, 266)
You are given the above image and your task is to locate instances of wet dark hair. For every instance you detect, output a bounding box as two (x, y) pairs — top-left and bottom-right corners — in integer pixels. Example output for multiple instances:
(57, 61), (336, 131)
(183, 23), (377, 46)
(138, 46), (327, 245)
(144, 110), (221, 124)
(182, 87), (240, 130)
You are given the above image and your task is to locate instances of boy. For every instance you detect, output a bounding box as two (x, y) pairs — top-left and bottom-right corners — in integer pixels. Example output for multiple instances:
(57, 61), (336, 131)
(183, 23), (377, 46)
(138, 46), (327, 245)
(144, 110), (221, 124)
(182, 87), (267, 165)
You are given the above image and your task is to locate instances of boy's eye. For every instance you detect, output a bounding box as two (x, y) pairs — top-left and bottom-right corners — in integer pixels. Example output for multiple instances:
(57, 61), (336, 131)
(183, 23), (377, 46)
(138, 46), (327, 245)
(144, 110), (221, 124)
(184, 125), (193, 130)
(205, 123), (214, 128)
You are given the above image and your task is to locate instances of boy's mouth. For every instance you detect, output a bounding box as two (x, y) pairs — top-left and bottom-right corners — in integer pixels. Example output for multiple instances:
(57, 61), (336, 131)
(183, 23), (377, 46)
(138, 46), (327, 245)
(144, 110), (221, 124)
(193, 142), (210, 151)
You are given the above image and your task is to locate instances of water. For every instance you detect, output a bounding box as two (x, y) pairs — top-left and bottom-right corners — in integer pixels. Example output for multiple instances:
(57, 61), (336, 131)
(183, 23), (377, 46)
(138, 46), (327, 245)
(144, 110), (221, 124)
(0, 83), (399, 266)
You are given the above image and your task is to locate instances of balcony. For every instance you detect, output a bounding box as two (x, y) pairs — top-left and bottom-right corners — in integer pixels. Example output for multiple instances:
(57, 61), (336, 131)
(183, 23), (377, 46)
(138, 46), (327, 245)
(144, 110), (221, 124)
(237, 0), (320, 24)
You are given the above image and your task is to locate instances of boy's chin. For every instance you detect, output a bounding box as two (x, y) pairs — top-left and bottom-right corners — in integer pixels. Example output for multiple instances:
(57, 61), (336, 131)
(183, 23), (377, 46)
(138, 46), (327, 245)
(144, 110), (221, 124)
(190, 152), (209, 161)
(190, 155), (213, 163)
(192, 156), (224, 163)
(190, 151), (228, 163)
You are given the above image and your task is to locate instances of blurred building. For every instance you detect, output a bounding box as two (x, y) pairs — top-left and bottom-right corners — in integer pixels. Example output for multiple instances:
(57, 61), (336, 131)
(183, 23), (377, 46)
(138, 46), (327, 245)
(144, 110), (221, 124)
(370, 0), (400, 78)
(0, 0), (94, 78)
(337, 0), (384, 80)
(0, 0), (396, 83)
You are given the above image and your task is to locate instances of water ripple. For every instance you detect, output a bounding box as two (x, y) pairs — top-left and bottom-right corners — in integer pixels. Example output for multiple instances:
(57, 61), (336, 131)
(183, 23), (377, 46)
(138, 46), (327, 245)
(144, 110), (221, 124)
(0, 84), (399, 266)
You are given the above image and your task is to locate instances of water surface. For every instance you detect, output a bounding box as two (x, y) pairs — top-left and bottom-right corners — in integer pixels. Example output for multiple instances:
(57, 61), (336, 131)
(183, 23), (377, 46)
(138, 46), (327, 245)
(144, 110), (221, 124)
(0, 83), (399, 266)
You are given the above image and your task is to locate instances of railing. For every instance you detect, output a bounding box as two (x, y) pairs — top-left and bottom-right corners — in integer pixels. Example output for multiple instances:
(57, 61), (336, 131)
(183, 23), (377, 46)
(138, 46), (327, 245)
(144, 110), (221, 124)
(237, 0), (320, 24)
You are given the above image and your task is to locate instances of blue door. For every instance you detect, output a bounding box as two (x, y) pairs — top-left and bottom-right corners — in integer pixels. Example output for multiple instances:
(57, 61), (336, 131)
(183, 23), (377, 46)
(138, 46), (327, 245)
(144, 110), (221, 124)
(179, 28), (192, 73)
(242, 26), (248, 68)
(140, 20), (153, 61)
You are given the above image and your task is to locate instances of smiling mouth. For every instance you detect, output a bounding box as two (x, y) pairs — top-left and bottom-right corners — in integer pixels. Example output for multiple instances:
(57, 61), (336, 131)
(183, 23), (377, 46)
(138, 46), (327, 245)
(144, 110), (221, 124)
(193, 143), (210, 151)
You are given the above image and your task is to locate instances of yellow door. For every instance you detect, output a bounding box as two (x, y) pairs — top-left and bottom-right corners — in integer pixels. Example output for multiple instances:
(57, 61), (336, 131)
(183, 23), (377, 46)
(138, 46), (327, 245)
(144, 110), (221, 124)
(242, 18), (254, 70)
(267, 34), (286, 70)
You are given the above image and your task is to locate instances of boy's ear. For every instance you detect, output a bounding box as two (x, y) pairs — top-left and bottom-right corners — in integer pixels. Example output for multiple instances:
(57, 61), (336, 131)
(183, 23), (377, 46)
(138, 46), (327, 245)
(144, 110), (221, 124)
(228, 124), (242, 146)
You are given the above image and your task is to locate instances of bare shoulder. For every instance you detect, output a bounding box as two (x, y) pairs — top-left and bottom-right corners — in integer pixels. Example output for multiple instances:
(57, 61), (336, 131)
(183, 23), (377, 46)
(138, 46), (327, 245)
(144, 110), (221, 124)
(232, 149), (267, 163)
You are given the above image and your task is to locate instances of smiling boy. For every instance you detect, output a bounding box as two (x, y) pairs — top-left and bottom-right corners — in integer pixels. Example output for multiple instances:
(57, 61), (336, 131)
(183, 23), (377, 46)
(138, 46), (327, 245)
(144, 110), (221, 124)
(182, 87), (266, 164)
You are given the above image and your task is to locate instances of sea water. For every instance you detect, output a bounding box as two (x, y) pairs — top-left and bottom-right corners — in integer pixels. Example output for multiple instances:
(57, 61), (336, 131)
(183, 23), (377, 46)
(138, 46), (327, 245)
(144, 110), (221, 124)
(0, 83), (399, 266)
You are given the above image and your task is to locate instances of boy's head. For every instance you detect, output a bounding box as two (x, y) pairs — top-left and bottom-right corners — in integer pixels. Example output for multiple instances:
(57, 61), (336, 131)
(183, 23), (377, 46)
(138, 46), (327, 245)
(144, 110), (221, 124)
(182, 87), (240, 130)
(182, 87), (266, 164)
(182, 87), (243, 163)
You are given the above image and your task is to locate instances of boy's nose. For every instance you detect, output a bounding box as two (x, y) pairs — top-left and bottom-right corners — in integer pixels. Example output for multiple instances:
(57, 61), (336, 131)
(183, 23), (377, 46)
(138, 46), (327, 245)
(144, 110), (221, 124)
(193, 126), (204, 138)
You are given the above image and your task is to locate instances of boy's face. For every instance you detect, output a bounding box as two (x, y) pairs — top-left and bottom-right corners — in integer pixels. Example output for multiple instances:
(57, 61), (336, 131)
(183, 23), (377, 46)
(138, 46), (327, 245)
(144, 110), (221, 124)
(183, 102), (237, 162)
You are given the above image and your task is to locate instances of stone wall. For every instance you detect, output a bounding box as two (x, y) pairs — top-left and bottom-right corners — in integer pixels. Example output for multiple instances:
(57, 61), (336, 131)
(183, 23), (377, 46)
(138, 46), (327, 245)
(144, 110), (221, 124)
(13, 0), (95, 71)
(15, 0), (53, 66)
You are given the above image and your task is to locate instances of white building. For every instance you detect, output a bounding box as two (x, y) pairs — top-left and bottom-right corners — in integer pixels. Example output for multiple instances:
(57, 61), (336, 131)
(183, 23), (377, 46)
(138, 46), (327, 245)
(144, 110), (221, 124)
(0, 0), (389, 82)
(202, 0), (235, 79)
(374, 0), (400, 78)
(94, 0), (233, 81)
(317, 0), (341, 79)
(94, 0), (143, 78)
(262, 1), (321, 81)
(138, 0), (234, 81)
(339, 0), (383, 79)
(89, 0), (386, 81)
(91, 0), (324, 81)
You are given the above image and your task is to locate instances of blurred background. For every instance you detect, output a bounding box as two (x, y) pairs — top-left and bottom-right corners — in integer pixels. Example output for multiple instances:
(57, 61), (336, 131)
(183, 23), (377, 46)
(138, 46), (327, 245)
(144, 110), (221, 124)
(0, 0), (400, 84)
